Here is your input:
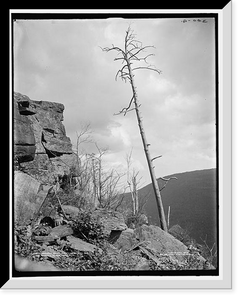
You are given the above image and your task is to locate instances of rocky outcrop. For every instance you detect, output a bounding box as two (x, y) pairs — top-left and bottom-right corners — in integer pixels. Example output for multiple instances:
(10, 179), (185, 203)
(14, 92), (79, 224)
(14, 92), (72, 155)
(14, 92), (79, 184)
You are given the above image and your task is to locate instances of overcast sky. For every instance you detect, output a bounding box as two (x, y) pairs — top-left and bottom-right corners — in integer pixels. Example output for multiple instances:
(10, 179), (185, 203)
(14, 17), (216, 187)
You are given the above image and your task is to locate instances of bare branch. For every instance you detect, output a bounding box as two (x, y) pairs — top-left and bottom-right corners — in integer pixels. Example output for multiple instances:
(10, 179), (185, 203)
(132, 65), (162, 74)
(114, 96), (134, 116)
(115, 64), (131, 81)
(127, 41), (140, 49)
(128, 45), (155, 61)
(127, 39), (142, 48)
(123, 105), (141, 116)
(151, 155), (163, 162)
(158, 176), (178, 191)
(142, 53), (155, 63)
(101, 45), (125, 57)
(114, 57), (126, 63)
(159, 176), (178, 182)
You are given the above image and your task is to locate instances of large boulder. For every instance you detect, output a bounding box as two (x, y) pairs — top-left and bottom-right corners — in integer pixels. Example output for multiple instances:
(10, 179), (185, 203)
(134, 224), (189, 262)
(14, 171), (51, 224)
(91, 209), (127, 236)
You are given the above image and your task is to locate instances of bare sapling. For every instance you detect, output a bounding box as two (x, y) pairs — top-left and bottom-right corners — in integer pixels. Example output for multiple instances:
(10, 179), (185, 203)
(126, 150), (141, 216)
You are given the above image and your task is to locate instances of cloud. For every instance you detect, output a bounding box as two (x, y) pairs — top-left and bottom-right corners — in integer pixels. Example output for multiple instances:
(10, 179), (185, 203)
(145, 73), (176, 95)
(13, 18), (217, 186)
(109, 124), (131, 147)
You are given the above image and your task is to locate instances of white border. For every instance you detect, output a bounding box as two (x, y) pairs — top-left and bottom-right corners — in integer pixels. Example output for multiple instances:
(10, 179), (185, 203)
(5, 5), (232, 289)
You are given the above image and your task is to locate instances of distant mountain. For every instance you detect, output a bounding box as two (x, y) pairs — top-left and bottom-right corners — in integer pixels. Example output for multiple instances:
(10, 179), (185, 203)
(123, 168), (218, 248)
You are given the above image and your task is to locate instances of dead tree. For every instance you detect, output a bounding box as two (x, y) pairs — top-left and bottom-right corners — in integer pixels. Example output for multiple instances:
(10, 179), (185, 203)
(126, 150), (142, 216)
(102, 26), (168, 231)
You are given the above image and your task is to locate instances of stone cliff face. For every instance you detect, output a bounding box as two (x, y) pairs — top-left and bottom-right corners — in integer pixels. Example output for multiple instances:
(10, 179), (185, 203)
(14, 92), (79, 224)
(14, 92), (78, 185)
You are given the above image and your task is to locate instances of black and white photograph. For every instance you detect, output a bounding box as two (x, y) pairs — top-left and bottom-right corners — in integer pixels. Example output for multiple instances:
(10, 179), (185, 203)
(6, 5), (232, 289)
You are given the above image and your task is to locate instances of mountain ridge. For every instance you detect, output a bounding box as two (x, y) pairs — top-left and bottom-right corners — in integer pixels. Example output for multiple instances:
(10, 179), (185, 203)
(123, 168), (218, 248)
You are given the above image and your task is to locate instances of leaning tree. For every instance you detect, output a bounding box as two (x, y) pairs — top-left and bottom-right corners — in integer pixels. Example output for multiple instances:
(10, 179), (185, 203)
(102, 26), (169, 232)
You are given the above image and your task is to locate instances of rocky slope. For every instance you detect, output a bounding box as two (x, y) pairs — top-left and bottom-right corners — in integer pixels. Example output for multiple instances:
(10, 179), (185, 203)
(15, 211), (213, 272)
(13, 92), (216, 273)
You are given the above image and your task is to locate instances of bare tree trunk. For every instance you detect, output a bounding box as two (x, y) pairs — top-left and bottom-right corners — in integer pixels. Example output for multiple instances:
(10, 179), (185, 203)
(127, 62), (168, 231)
(102, 26), (169, 232)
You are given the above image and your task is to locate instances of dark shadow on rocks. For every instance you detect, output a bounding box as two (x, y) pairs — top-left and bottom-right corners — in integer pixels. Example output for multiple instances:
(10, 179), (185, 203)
(107, 230), (122, 244)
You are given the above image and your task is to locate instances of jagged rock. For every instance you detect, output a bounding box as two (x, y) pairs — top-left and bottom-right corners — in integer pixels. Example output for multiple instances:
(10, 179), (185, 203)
(14, 144), (36, 164)
(25, 97), (72, 155)
(14, 92), (73, 156)
(42, 130), (72, 155)
(14, 171), (50, 224)
(14, 92), (36, 115)
(14, 92), (79, 185)
(14, 98), (36, 163)
(20, 153), (56, 184)
(91, 209), (127, 236)
(111, 229), (138, 251)
(67, 236), (102, 254)
(14, 111), (35, 151)
(134, 224), (189, 262)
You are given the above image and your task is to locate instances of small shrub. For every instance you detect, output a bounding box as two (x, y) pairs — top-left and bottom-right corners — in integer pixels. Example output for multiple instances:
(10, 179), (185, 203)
(71, 211), (107, 246)
(126, 212), (149, 228)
